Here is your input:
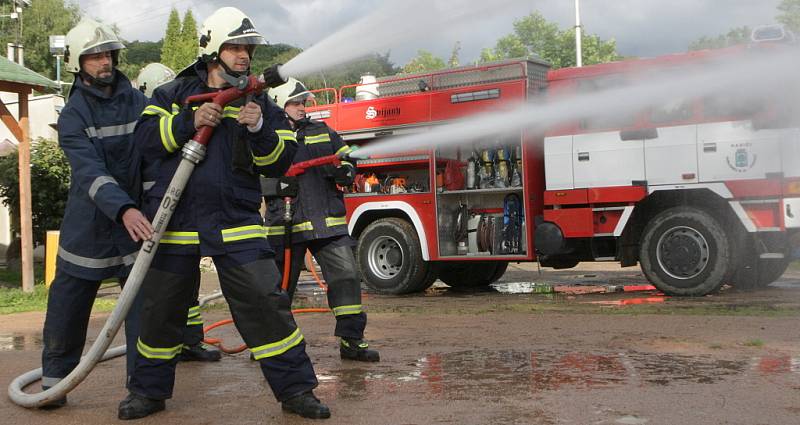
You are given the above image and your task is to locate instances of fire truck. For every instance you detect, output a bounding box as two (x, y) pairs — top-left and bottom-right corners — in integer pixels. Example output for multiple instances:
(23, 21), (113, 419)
(304, 26), (800, 296)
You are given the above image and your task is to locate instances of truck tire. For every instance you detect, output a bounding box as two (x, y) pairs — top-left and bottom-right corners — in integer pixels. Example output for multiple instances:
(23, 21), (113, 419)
(357, 217), (433, 294)
(438, 261), (507, 288)
(639, 206), (736, 296)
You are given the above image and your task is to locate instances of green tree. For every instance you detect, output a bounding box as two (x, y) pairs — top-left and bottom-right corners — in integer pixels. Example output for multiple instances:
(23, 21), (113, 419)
(777, 0), (800, 32)
(401, 50), (446, 74)
(688, 26), (751, 51)
(480, 11), (619, 69)
(0, 0), (80, 79)
(160, 8), (182, 71)
(0, 138), (70, 246)
(448, 41), (461, 68)
(178, 9), (198, 69)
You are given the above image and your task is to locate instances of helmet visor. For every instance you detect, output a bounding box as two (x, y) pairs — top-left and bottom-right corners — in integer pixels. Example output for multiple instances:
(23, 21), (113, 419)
(226, 35), (267, 46)
(287, 92), (315, 106)
(82, 41), (125, 56)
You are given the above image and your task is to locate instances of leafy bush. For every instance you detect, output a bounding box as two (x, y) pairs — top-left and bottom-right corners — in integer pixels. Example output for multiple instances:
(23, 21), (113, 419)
(0, 138), (70, 246)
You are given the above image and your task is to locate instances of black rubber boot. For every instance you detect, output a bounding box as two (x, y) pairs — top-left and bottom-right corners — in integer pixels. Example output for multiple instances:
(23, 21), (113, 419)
(340, 338), (380, 362)
(118, 393), (166, 420)
(281, 391), (331, 419)
(38, 386), (66, 410)
(180, 343), (222, 362)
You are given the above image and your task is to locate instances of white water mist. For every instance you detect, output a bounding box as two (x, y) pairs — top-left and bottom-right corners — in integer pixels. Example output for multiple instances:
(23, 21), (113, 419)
(351, 47), (800, 159)
(280, 0), (530, 78)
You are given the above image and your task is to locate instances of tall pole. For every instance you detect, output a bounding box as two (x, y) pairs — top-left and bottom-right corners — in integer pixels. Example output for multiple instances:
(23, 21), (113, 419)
(55, 55), (61, 93)
(18, 89), (33, 293)
(574, 0), (583, 67)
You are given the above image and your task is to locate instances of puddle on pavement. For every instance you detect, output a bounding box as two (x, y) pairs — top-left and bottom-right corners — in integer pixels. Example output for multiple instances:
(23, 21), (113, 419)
(490, 282), (555, 294)
(316, 349), (799, 401)
(0, 333), (42, 351)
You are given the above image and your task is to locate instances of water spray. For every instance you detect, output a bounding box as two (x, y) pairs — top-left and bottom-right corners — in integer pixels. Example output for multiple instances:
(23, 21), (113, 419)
(351, 47), (800, 159)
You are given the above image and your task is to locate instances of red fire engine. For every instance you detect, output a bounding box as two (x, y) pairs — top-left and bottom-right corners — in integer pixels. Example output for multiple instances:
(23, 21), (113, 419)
(305, 26), (799, 296)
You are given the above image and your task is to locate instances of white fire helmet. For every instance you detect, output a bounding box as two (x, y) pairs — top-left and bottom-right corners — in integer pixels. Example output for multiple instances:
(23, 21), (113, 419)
(64, 18), (125, 73)
(198, 7), (267, 62)
(134, 63), (176, 98)
(268, 78), (315, 109)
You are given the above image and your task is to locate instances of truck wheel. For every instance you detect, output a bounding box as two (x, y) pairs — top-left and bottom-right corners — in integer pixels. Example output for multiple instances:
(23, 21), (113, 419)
(639, 207), (735, 296)
(438, 261), (506, 288)
(357, 217), (433, 294)
(488, 262), (509, 284)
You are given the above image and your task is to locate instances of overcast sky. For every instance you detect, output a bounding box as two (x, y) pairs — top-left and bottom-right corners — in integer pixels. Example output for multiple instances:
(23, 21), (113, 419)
(77, 0), (785, 66)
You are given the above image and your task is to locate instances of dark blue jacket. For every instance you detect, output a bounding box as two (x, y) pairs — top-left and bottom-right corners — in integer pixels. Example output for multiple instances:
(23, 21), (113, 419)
(135, 62), (297, 256)
(265, 118), (354, 245)
(56, 71), (146, 280)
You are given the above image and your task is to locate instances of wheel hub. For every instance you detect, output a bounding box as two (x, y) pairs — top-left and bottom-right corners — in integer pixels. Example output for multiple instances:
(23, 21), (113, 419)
(656, 226), (710, 280)
(367, 235), (404, 280)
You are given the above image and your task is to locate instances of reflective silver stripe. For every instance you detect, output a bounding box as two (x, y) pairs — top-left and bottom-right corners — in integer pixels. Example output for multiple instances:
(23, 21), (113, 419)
(42, 377), (62, 387)
(88, 175), (119, 201)
(142, 181), (156, 191)
(58, 245), (131, 269)
(84, 121), (137, 139)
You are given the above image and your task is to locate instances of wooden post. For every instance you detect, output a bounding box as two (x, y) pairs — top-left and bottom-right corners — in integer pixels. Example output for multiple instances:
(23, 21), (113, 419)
(18, 90), (34, 293)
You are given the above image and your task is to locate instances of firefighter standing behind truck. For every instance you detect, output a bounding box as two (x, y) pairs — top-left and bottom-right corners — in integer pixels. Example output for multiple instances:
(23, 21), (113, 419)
(119, 8), (329, 420)
(40, 18), (153, 408)
(265, 79), (380, 362)
(133, 63), (221, 363)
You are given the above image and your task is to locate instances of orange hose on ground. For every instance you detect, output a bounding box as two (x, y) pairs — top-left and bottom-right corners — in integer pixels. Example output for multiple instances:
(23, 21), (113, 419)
(203, 308), (331, 354)
(203, 248), (332, 354)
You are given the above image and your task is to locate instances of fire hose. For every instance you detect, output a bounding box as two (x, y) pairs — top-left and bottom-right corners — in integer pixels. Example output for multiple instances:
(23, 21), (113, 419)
(8, 66), (287, 408)
(201, 153), (348, 354)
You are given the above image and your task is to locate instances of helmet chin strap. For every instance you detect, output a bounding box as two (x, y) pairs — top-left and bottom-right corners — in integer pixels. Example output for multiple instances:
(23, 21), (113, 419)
(217, 59), (250, 89)
(80, 69), (116, 89)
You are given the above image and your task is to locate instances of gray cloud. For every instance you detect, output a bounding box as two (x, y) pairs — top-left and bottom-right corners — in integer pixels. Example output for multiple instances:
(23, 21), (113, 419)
(78, 0), (786, 66)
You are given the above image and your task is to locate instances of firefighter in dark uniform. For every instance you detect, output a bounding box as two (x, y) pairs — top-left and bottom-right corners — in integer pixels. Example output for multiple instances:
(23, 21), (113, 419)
(134, 63), (220, 363)
(266, 78), (379, 362)
(118, 8), (329, 420)
(39, 18), (152, 409)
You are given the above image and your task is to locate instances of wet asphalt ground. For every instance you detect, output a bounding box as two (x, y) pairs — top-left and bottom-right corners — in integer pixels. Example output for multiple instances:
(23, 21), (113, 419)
(1, 262), (799, 424)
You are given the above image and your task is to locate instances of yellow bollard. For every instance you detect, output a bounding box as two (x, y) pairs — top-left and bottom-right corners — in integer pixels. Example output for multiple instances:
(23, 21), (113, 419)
(45, 230), (59, 288)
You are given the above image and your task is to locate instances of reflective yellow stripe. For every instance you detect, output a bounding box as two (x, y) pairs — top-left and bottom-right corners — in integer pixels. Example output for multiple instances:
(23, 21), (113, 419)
(143, 104), (169, 116)
(341, 161), (354, 168)
(276, 129), (296, 141)
(159, 115), (179, 153)
(304, 134), (331, 145)
(250, 328), (304, 360)
(335, 145), (352, 156)
(187, 319), (203, 326)
(161, 231), (199, 245)
(325, 216), (347, 227)
(265, 221), (314, 236)
(136, 339), (183, 360)
(171, 103), (180, 114)
(222, 106), (241, 119)
(265, 226), (285, 236)
(253, 139), (285, 166)
(187, 306), (201, 319)
(221, 225), (267, 242)
(332, 304), (363, 316)
(292, 222), (313, 232)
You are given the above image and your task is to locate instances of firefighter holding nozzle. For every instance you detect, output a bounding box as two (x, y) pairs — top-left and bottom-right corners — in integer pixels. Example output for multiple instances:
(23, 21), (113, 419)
(120, 7), (329, 420)
(265, 79), (380, 363)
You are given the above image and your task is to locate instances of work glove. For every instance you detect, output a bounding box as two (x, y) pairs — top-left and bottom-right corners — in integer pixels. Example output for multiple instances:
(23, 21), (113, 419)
(261, 176), (299, 198)
(262, 64), (286, 88)
(333, 164), (356, 186)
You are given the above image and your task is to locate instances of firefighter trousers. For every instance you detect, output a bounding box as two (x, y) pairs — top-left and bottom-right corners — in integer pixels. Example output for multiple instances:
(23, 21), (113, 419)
(41, 270), (143, 387)
(183, 270), (204, 347)
(275, 237), (367, 340)
(127, 250), (318, 401)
